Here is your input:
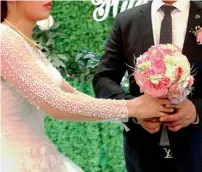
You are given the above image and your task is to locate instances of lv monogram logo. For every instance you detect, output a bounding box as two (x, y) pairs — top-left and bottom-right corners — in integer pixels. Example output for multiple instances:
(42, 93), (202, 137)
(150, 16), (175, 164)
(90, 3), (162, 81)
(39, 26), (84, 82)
(163, 148), (173, 159)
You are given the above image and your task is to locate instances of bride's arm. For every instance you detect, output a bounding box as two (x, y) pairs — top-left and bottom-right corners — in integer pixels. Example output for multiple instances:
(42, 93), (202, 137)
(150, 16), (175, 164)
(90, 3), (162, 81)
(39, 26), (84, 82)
(61, 80), (94, 99)
(61, 80), (76, 93)
(1, 28), (130, 122)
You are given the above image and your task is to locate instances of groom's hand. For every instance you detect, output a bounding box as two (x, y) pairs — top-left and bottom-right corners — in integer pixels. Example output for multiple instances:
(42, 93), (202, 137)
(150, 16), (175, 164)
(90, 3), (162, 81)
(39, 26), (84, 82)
(137, 118), (161, 134)
(131, 94), (174, 119)
(160, 99), (197, 132)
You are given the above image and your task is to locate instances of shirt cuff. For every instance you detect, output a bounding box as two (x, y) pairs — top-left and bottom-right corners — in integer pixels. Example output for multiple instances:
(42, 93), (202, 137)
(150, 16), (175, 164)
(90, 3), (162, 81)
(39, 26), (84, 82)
(193, 113), (200, 125)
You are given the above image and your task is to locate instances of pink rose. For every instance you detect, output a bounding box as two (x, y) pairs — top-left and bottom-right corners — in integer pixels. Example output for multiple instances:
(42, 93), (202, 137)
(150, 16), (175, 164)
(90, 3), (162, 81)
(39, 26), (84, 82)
(148, 46), (157, 52)
(147, 69), (155, 76)
(134, 71), (148, 93)
(188, 75), (194, 87)
(161, 76), (171, 87)
(154, 52), (164, 60)
(169, 83), (184, 96)
(144, 81), (168, 98)
(160, 44), (181, 54)
(137, 58), (144, 65)
(162, 48), (174, 56)
(176, 67), (183, 78)
(142, 53), (151, 61)
(196, 28), (202, 43)
(151, 59), (166, 74)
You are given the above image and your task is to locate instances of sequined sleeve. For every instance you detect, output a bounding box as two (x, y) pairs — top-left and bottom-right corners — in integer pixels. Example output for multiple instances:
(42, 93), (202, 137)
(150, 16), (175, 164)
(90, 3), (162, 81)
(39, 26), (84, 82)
(0, 26), (128, 122)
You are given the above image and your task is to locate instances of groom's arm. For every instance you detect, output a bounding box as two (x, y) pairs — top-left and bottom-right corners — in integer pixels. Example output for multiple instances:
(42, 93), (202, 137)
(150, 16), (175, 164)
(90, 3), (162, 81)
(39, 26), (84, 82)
(191, 24), (202, 125)
(93, 15), (134, 101)
(92, 15), (135, 129)
(190, 46), (202, 126)
(191, 98), (201, 125)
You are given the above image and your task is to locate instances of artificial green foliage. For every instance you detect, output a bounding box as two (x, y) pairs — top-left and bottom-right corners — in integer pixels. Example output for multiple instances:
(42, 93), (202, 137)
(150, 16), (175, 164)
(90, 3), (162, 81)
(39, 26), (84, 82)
(75, 50), (129, 91)
(43, 1), (128, 171)
(33, 21), (69, 71)
(75, 50), (101, 82)
(50, 0), (114, 76)
(99, 123), (126, 172)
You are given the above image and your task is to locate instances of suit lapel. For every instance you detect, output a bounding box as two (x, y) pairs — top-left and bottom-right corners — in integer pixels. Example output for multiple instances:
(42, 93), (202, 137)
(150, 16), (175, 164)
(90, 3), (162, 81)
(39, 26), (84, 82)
(137, 1), (202, 56)
(182, 1), (202, 58)
(138, 2), (154, 52)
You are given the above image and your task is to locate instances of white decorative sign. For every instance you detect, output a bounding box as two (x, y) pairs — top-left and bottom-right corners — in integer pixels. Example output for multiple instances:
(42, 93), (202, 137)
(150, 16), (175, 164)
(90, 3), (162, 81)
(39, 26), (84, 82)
(91, 0), (149, 22)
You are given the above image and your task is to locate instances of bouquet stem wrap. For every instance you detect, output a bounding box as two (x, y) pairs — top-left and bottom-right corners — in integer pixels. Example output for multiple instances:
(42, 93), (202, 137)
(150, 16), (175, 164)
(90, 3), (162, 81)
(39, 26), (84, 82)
(159, 126), (170, 146)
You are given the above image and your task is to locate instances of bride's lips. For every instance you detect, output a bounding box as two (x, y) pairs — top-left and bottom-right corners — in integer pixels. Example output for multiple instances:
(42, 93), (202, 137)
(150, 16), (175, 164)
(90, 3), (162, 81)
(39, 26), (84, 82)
(44, 1), (52, 10)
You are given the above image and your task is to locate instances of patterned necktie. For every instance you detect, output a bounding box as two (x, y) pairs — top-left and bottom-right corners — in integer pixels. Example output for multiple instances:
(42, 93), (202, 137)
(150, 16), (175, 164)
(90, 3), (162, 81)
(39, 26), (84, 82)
(159, 5), (176, 148)
(160, 5), (176, 44)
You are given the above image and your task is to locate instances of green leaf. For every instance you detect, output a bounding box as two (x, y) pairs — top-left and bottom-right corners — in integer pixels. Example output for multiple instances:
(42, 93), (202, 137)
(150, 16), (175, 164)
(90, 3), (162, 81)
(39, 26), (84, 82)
(43, 46), (51, 53)
(59, 61), (66, 68)
(43, 52), (50, 57)
(51, 21), (61, 30)
(46, 38), (55, 46)
(52, 57), (62, 68)
(57, 54), (67, 61)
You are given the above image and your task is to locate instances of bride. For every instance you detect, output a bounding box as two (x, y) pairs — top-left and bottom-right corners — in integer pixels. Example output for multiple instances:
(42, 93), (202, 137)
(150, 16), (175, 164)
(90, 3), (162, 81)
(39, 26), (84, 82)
(0, 1), (174, 171)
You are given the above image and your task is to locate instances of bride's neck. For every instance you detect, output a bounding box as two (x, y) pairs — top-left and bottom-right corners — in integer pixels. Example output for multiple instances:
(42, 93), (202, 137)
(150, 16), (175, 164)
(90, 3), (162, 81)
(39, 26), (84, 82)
(4, 16), (35, 40)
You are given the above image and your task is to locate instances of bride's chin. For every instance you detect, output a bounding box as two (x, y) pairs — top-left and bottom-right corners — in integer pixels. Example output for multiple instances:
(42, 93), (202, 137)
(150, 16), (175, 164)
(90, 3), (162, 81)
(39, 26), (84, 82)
(34, 12), (51, 21)
(38, 15), (50, 21)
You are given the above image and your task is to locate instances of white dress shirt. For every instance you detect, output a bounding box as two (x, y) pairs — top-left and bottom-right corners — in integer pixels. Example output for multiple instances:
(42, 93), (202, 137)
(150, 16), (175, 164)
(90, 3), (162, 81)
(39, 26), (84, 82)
(151, 0), (190, 49)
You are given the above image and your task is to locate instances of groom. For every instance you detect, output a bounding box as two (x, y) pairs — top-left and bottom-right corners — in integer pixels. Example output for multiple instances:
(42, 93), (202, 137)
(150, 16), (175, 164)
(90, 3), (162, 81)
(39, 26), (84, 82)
(93, 0), (202, 172)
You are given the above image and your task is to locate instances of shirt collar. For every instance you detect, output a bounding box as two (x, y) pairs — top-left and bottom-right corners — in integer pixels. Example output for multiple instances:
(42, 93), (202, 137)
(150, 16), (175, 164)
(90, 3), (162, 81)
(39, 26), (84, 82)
(152, 0), (190, 12)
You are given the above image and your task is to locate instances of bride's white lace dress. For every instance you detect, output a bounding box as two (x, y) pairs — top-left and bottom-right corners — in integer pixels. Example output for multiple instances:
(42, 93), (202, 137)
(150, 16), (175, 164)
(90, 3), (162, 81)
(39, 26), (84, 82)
(0, 24), (128, 172)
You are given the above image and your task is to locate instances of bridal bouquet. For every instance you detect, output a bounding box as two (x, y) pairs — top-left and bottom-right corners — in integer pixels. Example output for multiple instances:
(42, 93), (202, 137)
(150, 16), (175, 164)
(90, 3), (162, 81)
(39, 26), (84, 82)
(134, 44), (194, 104)
(134, 44), (194, 146)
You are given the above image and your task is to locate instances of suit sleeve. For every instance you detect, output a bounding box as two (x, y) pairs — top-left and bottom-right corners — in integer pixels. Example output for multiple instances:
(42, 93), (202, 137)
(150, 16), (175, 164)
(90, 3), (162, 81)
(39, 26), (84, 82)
(92, 15), (136, 128)
(190, 46), (202, 126)
(93, 15), (135, 101)
(190, 18), (202, 126)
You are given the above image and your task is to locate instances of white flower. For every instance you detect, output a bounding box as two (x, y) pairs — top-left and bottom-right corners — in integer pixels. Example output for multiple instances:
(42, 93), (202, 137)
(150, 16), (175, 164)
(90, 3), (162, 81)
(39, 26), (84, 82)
(36, 15), (54, 31)
(149, 74), (162, 85)
(164, 54), (190, 82)
(138, 60), (151, 71)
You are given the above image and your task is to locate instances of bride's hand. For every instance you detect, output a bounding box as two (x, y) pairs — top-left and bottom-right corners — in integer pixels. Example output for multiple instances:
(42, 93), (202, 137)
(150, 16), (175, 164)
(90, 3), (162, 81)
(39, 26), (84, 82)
(127, 94), (174, 119)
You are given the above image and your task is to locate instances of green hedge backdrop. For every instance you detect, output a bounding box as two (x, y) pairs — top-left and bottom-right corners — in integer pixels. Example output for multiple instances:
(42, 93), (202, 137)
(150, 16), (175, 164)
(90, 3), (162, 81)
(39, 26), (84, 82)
(44, 1), (127, 172)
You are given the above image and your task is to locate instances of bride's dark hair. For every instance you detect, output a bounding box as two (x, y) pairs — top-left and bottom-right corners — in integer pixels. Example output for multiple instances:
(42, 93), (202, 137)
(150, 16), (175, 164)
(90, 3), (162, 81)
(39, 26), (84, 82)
(1, 0), (7, 22)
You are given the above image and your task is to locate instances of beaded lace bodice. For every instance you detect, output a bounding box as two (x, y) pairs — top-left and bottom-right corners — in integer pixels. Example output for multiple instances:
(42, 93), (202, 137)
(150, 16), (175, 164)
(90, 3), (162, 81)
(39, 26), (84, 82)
(0, 24), (128, 122)
(0, 24), (128, 171)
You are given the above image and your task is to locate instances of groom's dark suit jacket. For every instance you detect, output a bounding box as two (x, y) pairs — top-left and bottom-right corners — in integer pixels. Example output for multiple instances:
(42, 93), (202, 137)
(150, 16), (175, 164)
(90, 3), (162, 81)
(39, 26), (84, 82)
(93, 1), (202, 172)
